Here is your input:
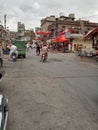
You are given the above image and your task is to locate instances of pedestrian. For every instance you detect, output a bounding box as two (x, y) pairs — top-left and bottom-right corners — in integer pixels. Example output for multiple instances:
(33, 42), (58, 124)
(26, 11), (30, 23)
(36, 43), (40, 55)
(26, 41), (30, 52)
(0, 44), (3, 66)
(0, 44), (3, 58)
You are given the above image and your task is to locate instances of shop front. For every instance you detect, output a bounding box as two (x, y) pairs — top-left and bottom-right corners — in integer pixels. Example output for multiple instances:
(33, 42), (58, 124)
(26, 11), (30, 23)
(83, 27), (98, 56)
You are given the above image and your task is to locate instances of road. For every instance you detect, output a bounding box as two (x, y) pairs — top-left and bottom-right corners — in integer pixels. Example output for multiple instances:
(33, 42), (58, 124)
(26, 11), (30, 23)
(0, 49), (98, 130)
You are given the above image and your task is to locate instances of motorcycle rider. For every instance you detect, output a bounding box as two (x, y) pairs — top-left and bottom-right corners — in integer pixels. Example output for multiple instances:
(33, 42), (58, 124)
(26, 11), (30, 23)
(9, 42), (18, 60)
(41, 43), (48, 61)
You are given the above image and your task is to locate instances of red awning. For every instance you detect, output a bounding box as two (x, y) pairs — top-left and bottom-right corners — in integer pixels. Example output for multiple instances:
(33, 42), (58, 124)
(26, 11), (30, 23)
(83, 27), (98, 40)
(57, 35), (69, 42)
(37, 31), (51, 35)
(52, 35), (69, 43)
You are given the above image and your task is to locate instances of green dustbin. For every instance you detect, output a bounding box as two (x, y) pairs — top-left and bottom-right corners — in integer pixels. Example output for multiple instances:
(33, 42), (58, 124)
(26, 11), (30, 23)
(13, 40), (26, 58)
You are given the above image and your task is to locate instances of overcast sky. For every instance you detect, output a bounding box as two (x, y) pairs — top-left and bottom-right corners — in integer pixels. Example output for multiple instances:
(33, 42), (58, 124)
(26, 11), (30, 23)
(0, 0), (98, 31)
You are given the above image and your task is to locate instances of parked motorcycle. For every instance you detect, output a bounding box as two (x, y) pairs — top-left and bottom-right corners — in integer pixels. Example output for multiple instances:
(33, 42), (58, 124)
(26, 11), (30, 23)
(11, 52), (17, 62)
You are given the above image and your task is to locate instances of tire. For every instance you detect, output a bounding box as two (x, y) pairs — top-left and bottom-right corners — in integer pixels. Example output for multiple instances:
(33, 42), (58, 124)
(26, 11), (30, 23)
(23, 55), (26, 58)
(12, 56), (16, 62)
(42, 57), (46, 62)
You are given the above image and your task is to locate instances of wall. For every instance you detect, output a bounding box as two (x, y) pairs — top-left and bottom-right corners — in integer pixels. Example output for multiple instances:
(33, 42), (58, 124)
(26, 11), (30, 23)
(72, 38), (92, 53)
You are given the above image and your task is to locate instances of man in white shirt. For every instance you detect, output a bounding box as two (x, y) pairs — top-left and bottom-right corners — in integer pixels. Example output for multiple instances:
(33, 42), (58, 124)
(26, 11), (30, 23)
(9, 43), (18, 60)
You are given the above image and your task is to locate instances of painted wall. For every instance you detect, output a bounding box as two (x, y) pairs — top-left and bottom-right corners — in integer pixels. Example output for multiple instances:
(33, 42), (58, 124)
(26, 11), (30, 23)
(72, 38), (92, 53)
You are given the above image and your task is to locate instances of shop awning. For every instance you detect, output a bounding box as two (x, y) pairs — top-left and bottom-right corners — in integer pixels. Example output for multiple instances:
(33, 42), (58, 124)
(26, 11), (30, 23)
(57, 35), (69, 42)
(83, 27), (98, 40)
(37, 31), (51, 35)
(52, 35), (69, 43)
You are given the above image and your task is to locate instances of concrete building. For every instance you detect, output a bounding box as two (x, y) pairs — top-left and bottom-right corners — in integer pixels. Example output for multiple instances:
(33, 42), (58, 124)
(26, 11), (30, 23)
(21, 29), (35, 42)
(10, 31), (17, 40)
(0, 25), (4, 43)
(17, 22), (25, 39)
(0, 24), (11, 50)
(41, 13), (98, 36)
(17, 22), (35, 41)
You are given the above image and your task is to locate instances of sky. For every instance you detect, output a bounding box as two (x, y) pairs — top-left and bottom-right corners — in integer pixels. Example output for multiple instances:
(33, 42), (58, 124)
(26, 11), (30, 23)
(0, 0), (98, 32)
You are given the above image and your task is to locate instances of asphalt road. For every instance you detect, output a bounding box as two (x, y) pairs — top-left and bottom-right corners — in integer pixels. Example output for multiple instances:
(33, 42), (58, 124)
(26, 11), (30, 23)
(0, 49), (98, 130)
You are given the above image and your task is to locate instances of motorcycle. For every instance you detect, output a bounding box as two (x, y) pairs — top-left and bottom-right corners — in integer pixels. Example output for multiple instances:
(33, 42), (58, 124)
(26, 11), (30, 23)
(11, 52), (17, 62)
(41, 52), (47, 62)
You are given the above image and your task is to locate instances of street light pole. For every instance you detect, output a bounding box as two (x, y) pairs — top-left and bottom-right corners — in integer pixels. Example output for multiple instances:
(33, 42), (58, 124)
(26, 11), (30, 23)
(55, 17), (58, 37)
(55, 17), (58, 50)
(4, 14), (6, 29)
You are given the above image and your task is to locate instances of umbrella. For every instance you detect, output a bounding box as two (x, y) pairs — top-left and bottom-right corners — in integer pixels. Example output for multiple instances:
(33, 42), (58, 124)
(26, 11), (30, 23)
(57, 35), (69, 42)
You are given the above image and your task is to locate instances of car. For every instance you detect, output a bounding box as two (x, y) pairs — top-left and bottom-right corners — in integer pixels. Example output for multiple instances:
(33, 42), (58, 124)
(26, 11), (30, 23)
(0, 94), (8, 130)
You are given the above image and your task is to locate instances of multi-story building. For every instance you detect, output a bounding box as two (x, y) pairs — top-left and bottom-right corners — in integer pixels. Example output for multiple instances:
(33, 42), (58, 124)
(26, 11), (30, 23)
(0, 25), (4, 43)
(41, 13), (98, 36)
(10, 31), (17, 40)
(0, 24), (11, 50)
(17, 22), (35, 41)
(17, 22), (25, 39)
(21, 29), (35, 41)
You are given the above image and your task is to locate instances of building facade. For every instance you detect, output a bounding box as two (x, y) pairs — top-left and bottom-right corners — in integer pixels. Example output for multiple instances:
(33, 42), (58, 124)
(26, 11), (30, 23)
(17, 22), (25, 39)
(41, 13), (98, 36)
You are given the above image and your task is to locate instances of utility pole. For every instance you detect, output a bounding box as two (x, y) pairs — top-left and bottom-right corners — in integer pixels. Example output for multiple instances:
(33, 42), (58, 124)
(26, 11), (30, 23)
(79, 18), (85, 35)
(55, 17), (58, 37)
(4, 14), (6, 29)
